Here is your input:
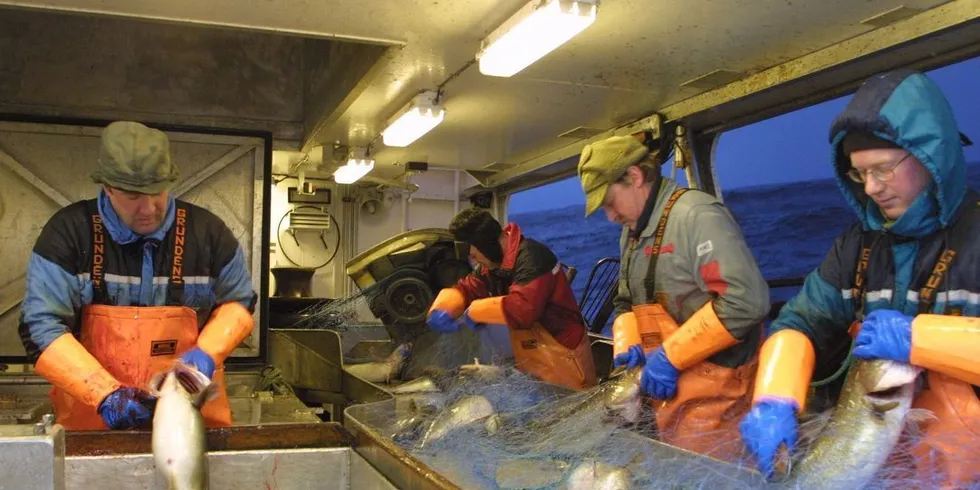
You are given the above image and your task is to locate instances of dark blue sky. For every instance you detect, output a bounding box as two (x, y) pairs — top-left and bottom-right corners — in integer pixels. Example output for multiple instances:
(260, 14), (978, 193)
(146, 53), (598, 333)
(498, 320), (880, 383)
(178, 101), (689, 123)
(511, 56), (980, 214)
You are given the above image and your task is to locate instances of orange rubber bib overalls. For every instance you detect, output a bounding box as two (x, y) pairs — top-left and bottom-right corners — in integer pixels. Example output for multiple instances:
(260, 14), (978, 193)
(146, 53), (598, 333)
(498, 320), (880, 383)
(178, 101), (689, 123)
(33, 204), (252, 430)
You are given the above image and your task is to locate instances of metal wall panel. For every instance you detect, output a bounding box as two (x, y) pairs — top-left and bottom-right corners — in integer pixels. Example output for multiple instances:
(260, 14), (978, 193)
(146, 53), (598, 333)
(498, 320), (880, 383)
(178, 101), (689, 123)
(0, 121), (268, 361)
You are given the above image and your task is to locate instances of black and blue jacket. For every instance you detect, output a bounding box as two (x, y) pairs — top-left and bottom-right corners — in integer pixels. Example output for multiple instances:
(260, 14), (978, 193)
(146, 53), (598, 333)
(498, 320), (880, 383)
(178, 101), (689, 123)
(770, 70), (978, 368)
(19, 190), (256, 363)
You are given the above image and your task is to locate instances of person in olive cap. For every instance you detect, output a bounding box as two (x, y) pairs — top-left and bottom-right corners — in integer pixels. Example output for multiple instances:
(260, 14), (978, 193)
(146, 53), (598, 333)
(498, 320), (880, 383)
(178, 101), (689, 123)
(20, 121), (256, 431)
(741, 70), (980, 487)
(425, 208), (597, 391)
(576, 134), (768, 462)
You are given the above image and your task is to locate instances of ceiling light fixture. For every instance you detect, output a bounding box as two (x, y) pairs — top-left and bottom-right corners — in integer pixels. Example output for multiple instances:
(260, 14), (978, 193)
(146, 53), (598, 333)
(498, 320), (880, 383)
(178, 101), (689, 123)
(334, 147), (375, 184)
(477, 0), (598, 78)
(382, 89), (446, 147)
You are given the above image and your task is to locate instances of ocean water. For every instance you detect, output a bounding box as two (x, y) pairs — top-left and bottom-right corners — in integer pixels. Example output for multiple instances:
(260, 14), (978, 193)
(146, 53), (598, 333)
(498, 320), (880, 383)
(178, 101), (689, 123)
(511, 163), (980, 323)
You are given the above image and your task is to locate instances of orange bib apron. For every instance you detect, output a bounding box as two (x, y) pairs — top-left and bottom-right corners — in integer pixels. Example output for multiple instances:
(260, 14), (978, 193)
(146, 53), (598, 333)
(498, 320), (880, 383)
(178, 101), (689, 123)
(617, 188), (756, 463)
(51, 305), (233, 430)
(509, 322), (597, 391)
(630, 303), (756, 463)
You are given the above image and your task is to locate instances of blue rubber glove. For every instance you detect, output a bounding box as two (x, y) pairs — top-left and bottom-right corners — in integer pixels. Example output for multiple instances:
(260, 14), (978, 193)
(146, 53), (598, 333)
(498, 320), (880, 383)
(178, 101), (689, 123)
(613, 344), (647, 370)
(740, 399), (799, 479)
(180, 347), (216, 379)
(852, 309), (913, 363)
(460, 309), (480, 330)
(97, 387), (155, 430)
(427, 309), (459, 334)
(639, 347), (680, 399)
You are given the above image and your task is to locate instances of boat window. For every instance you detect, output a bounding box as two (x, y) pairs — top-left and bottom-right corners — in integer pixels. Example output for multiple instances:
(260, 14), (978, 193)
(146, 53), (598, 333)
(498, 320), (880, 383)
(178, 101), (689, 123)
(714, 55), (980, 317)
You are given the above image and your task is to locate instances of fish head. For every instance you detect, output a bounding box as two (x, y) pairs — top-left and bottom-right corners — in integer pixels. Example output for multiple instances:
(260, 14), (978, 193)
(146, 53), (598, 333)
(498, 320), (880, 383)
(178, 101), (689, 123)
(856, 360), (922, 423)
(148, 361), (218, 409)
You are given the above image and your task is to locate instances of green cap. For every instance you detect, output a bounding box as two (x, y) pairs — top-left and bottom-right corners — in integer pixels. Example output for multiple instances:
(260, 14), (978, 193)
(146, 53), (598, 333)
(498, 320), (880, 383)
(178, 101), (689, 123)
(91, 121), (179, 194)
(577, 135), (650, 216)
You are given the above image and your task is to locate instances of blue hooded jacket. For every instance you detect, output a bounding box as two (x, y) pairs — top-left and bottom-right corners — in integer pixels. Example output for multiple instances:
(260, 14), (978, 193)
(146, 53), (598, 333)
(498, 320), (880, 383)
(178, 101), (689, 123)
(769, 70), (975, 362)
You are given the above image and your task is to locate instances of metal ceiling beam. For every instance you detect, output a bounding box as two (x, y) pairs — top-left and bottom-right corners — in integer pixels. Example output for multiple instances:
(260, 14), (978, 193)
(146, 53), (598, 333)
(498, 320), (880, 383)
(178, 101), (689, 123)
(660, 0), (980, 133)
(300, 43), (399, 153)
(477, 0), (980, 192)
(483, 114), (662, 188)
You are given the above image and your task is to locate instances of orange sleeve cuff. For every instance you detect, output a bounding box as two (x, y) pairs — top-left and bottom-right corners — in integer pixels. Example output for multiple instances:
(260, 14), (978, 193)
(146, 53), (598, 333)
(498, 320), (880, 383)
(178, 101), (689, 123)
(612, 312), (640, 358)
(911, 314), (980, 386)
(34, 333), (121, 408)
(662, 302), (738, 370)
(467, 296), (508, 325)
(198, 302), (255, 364)
(752, 329), (815, 413)
(429, 287), (467, 317)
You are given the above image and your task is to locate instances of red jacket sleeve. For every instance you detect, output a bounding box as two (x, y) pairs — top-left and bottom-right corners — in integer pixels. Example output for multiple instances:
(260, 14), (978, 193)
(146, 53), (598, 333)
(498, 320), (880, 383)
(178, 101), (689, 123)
(502, 272), (556, 329)
(454, 269), (490, 303)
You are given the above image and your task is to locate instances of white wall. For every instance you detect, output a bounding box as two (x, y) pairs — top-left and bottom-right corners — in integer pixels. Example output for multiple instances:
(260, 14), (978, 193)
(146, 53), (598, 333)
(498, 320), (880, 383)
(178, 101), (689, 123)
(268, 152), (481, 311)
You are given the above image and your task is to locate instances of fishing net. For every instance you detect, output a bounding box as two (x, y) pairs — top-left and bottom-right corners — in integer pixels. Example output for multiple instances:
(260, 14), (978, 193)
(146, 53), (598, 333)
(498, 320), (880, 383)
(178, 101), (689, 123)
(278, 289), (953, 489)
(349, 352), (953, 490)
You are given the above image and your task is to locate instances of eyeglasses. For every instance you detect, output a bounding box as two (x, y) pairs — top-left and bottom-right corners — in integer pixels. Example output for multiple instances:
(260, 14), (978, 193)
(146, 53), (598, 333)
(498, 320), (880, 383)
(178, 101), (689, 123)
(846, 152), (913, 183)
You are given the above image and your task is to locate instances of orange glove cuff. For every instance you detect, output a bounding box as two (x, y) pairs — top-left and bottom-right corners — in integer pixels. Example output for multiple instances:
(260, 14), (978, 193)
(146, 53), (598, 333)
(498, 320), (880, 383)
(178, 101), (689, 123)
(662, 301), (738, 370)
(612, 312), (639, 358)
(467, 296), (508, 325)
(429, 287), (467, 317)
(911, 314), (980, 386)
(34, 333), (121, 408)
(198, 302), (255, 364)
(752, 329), (815, 414)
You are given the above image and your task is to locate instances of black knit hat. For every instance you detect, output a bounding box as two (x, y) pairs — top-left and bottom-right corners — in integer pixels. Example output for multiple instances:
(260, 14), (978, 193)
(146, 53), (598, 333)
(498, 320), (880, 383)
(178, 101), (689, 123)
(841, 131), (901, 155)
(449, 208), (503, 263)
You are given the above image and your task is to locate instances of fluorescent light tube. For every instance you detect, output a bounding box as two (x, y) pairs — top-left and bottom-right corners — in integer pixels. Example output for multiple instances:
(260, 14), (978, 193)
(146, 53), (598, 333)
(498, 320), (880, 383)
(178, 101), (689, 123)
(477, 0), (598, 77)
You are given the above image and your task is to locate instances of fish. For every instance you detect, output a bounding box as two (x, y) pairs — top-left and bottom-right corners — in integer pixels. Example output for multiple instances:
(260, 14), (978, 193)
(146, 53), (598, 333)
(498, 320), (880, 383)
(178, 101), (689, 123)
(495, 458), (569, 489)
(417, 394), (499, 449)
(564, 460), (632, 490)
(784, 359), (930, 490)
(522, 367), (646, 432)
(147, 361), (218, 490)
(389, 376), (440, 394)
(345, 343), (411, 384)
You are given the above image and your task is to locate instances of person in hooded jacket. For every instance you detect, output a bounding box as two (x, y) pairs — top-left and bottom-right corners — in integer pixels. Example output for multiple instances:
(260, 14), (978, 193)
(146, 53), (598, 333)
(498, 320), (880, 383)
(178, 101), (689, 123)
(740, 69), (980, 488)
(19, 121), (256, 431)
(577, 134), (770, 462)
(425, 208), (597, 391)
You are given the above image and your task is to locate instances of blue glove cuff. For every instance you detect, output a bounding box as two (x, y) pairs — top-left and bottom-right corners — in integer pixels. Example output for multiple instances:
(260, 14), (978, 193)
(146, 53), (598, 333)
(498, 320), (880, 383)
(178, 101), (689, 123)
(181, 347), (216, 379)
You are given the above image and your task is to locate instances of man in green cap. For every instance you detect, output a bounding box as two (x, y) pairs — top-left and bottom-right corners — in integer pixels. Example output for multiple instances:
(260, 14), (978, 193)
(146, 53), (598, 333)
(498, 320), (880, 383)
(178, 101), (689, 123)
(577, 134), (768, 461)
(20, 121), (256, 431)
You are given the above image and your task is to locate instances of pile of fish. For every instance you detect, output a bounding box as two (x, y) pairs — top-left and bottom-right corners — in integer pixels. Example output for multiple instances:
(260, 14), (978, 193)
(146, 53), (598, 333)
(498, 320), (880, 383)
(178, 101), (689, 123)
(382, 356), (934, 490)
(384, 363), (649, 489)
(147, 361), (215, 490)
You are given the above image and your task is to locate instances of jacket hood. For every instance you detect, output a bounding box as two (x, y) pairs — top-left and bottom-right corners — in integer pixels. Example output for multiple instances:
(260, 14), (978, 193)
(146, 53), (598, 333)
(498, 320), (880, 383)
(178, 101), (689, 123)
(828, 70), (967, 236)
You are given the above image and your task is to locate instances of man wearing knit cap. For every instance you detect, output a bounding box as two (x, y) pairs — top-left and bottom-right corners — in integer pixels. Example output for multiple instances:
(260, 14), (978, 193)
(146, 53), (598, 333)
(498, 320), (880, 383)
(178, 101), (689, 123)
(20, 121), (256, 431)
(576, 133), (769, 462)
(741, 70), (980, 487)
(426, 208), (597, 391)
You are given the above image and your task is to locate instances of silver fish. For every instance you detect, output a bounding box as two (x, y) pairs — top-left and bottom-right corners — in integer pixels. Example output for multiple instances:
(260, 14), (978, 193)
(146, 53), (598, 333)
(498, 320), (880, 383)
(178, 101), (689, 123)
(495, 458), (569, 489)
(417, 394), (498, 448)
(524, 367), (645, 432)
(148, 362), (217, 490)
(785, 359), (929, 490)
(564, 460), (632, 490)
(345, 343), (411, 383)
(389, 376), (440, 394)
